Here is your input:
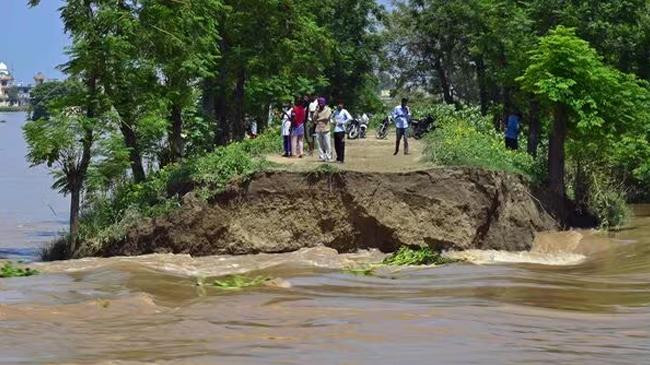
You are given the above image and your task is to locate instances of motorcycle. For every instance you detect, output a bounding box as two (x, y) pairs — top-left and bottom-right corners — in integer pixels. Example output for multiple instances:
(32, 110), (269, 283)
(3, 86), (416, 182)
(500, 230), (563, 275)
(411, 115), (436, 139)
(375, 115), (391, 139)
(347, 114), (369, 139)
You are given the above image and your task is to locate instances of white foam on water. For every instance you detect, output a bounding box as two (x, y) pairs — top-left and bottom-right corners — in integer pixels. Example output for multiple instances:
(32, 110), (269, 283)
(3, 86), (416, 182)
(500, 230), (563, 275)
(444, 249), (586, 266)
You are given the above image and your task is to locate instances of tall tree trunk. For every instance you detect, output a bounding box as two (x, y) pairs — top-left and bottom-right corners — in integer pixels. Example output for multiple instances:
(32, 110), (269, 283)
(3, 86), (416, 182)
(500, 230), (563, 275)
(475, 56), (489, 115)
(574, 159), (588, 211)
(68, 184), (81, 256)
(548, 104), (568, 221)
(119, 121), (146, 183)
(527, 99), (541, 157)
(232, 68), (246, 141)
(434, 57), (454, 105)
(169, 103), (184, 162)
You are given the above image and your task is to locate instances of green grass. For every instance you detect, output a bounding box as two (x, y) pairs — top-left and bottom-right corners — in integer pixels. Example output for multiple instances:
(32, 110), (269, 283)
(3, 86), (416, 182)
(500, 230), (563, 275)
(0, 261), (39, 278)
(212, 275), (271, 290)
(382, 246), (459, 266)
(47, 128), (283, 260)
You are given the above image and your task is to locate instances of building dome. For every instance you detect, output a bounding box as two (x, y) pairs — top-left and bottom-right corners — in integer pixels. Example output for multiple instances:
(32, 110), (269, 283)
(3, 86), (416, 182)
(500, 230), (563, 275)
(0, 62), (9, 76)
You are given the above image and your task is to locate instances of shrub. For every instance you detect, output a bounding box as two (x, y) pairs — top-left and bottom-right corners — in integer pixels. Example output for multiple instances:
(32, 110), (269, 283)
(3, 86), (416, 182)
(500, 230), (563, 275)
(422, 108), (540, 180)
(56, 129), (282, 259)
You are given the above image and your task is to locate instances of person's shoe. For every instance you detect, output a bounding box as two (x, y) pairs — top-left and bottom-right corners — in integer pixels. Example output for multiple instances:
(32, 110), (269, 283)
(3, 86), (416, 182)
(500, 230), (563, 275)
(393, 151), (399, 156)
(299, 155), (303, 159)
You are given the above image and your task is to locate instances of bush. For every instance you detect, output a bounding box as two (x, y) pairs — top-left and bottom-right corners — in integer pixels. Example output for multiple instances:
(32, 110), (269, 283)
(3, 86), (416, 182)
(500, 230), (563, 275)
(60, 129), (282, 259)
(422, 106), (541, 180)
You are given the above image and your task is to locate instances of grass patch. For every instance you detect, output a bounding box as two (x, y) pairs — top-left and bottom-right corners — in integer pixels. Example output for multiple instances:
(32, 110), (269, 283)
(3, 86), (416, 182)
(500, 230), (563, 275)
(212, 275), (271, 290)
(54, 129), (282, 259)
(0, 261), (39, 278)
(421, 105), (542, 181)
(382, 246), (459, 266)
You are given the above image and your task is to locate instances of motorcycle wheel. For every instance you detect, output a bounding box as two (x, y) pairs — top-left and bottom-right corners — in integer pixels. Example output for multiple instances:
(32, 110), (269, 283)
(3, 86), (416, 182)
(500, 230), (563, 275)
(376, 122), (389, 139)
(348, 125), (360, 139)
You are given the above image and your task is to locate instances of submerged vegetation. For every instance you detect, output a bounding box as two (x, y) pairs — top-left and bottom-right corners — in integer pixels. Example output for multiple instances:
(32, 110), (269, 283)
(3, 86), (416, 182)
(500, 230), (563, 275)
(212, 275), (271, 290)
(382, 246), (460, 266)
(0, 262), (39, 278)
(343, 246), (461, 277)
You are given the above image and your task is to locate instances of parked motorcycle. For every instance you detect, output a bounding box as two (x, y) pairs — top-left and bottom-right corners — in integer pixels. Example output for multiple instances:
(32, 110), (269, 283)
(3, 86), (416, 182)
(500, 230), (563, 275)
(375, 115), (391, 139)
(411, 115), (436, 139)
(347, 113), (369, 139)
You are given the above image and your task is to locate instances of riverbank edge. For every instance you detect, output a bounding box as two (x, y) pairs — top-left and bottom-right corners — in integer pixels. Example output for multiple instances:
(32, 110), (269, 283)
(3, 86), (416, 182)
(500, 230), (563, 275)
(61, 166), (562, 259)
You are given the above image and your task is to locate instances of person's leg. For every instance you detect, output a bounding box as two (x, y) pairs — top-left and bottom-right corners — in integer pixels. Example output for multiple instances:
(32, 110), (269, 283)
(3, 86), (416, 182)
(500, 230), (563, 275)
(340, 133), (345, 162)
(333, 132), (340, 161)
(394, 128), (404, 155)
(283, 136), (290, 156)
(315, 132), (323, 160)
(291, 134), (298, 157)
(297, 135), (304, 157)
(403, 128), (409, 155)
(335, 132), (345, 162)
(324, 132), (332, 161)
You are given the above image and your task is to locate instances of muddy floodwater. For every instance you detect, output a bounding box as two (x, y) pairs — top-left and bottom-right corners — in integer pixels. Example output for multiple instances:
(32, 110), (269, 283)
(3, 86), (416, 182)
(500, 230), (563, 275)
(1, 112), (650, 364)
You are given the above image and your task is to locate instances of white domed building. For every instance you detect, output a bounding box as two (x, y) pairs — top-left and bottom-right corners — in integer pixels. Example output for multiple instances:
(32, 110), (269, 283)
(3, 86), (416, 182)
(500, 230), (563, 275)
(0, 62), (15, 107)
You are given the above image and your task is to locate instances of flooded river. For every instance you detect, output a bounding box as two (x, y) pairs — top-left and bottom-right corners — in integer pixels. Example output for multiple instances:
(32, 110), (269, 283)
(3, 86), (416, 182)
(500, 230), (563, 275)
(1, 112), (650, 364)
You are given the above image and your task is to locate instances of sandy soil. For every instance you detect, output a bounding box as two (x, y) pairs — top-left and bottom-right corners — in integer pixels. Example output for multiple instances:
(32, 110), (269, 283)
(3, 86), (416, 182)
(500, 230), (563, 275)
(266, 135), (432, 173)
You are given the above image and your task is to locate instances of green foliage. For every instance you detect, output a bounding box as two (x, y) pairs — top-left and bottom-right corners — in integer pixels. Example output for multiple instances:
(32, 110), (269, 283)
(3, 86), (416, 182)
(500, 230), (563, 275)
(0, 262), (39, 278)
(382, 246), (459, 266)
(422, 106), (540, 180)
(213, 275), (270, 290)
(72, 129), (281, 256)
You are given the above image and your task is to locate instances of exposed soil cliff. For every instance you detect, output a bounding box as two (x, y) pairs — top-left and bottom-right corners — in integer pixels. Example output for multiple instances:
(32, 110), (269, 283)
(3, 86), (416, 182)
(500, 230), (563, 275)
(98, 167), (557, 257)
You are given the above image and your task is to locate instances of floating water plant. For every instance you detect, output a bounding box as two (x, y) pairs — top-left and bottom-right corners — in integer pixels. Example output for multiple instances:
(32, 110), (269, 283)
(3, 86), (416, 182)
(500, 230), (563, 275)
(213, 275), (271, 290)
(382, 246), (459, 266)
(0, 261), (39, 278)
(343, 264), (380, 276)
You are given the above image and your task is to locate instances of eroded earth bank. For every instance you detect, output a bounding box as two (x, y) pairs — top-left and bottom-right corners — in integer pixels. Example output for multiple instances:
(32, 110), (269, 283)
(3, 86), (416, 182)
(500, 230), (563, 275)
(98, 167), (557, 257)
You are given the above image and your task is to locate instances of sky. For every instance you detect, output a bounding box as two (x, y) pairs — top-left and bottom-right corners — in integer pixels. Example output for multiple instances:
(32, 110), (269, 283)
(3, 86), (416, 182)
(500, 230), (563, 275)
(1, 1), (68, 84)
(1, 0), (391, 85)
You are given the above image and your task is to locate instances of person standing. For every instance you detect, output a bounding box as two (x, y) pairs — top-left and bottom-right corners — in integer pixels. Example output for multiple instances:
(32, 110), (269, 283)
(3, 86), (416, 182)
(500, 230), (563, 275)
(505, 112), (521, 150)
(392, 98), (411, 155)
(332, 101), (352, 163)
(291, 98), (306, 158)
(281, 104), (292, 157)
(313, 97), (333, 161)
(306, 95), (318, 155)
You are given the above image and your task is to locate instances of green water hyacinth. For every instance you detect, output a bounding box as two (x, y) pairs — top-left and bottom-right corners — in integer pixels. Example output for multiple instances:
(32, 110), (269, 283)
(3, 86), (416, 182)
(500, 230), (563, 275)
(213, 275), (271, 290)
(382, 246), (459, 266)
(0, 261), (39, 278)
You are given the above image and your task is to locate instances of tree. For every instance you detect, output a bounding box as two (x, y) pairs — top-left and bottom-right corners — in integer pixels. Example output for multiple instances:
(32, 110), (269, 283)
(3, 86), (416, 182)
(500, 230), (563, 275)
(23, 80), (100, 256)
(518, 26), (650, 217)
(139, 0), (222, 163)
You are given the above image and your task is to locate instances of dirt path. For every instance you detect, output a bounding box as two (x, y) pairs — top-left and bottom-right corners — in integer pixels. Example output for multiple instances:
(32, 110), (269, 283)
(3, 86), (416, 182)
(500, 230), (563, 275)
(266, 134), (432, 173)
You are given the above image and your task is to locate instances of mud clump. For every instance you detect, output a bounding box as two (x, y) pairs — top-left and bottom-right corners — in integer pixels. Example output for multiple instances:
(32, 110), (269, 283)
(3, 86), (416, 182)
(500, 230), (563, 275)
(99, 168), (557, 257)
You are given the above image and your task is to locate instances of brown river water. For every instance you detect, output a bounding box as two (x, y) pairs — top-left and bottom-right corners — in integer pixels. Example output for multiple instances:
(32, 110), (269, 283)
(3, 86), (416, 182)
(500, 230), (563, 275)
(1, 112), (650, 364)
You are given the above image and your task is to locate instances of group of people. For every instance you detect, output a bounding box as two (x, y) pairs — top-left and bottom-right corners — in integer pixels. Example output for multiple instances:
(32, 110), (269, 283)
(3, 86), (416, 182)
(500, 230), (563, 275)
(280, 96), (353, 163)
(279, 97), (413, 163)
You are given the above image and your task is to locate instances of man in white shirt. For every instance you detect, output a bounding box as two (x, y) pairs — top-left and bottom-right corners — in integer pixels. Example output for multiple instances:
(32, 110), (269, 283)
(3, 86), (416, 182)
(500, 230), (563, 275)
(392, 98), (411, 155)
(305, 95), (318, 155)
(332, 101), (352, 163)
